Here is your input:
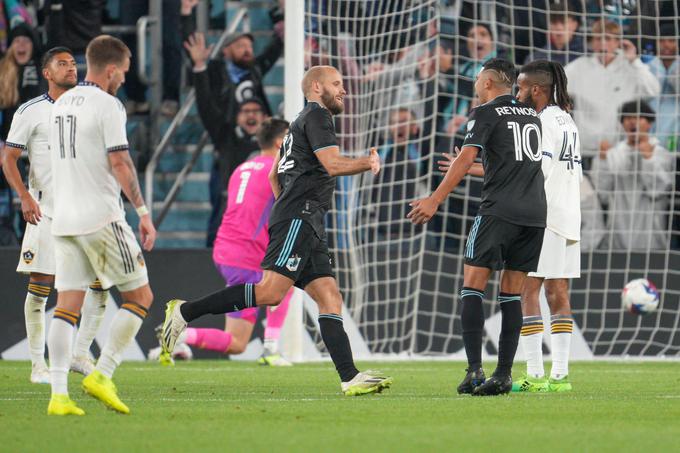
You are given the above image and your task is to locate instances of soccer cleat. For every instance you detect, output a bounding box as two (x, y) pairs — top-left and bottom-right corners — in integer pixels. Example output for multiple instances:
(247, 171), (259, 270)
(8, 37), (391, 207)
(341, 370), (393, 396)
(82, 370), (130, 414)
(47, 394), (85, 416)
(511, 375), (549, 393)
(472, 374), (513, 396)
(30, 363), (50, 384)
(70, 356), (95, 376)
(456, 367), (486, 394)
(548, 376), (572, 392)
(257, 352), (293, 367)
(160, 299), (187, 356)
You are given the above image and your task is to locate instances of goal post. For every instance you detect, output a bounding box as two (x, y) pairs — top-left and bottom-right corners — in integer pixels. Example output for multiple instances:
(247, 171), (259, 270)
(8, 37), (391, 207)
(279, 0), (680, 361)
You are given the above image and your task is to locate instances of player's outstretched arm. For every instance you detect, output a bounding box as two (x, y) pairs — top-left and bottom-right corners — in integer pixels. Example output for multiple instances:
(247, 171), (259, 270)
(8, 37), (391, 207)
(438, 147), (484, 177)
(108, 150), (156, 251)
(315, 146), (380, 176)
(1, 145), (41, 225)
(407, 145), (478, 225)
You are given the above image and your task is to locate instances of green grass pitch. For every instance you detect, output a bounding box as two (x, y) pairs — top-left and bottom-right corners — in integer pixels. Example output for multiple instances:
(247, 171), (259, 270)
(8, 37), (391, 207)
(1, 360), (679, 452)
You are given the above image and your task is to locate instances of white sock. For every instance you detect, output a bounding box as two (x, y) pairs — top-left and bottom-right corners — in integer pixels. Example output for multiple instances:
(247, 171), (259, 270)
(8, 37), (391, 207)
(263, 338), (278, 354)
(48, 316), (76, 395)
(73, 286), (109, 358)
(520, 315), (544, 379)
(96, 304), (146, 378)
(550, 315), (573, 379)
(25, 283), (51, 367)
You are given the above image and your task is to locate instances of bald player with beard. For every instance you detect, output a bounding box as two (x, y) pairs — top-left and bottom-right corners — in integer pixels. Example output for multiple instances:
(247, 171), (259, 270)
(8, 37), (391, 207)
(161, 66), (393, 396)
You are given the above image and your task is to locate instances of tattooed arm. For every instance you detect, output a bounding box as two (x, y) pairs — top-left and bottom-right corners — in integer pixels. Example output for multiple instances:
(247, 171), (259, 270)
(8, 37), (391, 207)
(108, 149), (156, 250)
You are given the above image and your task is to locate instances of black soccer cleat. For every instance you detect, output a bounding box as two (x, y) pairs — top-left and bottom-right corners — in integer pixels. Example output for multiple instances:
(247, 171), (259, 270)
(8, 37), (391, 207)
(471, 374), (512, 396)
(457, 367), (486, 394)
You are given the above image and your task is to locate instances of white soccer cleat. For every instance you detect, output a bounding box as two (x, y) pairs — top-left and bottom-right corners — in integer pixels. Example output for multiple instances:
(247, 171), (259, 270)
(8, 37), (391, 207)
(161, 299), (188, 355)
(30, 363), (50, 384)
(70, 355), (95, 376)
(341, 370), (393, 396)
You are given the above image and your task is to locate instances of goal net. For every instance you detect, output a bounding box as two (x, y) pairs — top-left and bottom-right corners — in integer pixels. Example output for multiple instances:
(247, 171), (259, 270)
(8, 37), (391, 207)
(295, 0), (680, 359)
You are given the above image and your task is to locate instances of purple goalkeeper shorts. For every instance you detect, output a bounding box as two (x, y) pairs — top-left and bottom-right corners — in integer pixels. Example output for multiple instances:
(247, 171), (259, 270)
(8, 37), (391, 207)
(214, 263), (262, 324)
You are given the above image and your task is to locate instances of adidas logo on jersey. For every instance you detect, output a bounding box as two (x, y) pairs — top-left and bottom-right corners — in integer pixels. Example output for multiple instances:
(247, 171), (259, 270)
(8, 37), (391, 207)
(286, 255), (302, 272)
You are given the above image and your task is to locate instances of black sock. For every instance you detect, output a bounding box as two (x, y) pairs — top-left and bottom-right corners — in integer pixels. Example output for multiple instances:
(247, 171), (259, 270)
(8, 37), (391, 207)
(318, 314), (359, 382)
(496, 294), (523, 377)
(180, 283), (256, 322)
(460, 287), (485, 370)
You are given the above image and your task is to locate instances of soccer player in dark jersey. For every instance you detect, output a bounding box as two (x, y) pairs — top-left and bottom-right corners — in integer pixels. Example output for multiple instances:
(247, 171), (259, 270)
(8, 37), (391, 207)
(408, 58), (547, 396)
(161, 65), (393, 396)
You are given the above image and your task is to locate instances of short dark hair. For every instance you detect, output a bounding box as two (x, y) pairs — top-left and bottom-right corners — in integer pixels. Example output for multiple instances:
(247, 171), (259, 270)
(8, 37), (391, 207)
(86, 35), (130, 71)
(619, 100), (656, 124)
(548, 1), (578, 24)
(482, 58), (517, 87)
(256, 118), (289, 149)
(41, 46), (74, 70)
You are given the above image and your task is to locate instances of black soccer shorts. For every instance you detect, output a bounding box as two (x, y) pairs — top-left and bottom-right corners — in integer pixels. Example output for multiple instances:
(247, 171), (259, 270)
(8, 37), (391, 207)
(463, 215), (545, 272)
(261, 218), (335, 288)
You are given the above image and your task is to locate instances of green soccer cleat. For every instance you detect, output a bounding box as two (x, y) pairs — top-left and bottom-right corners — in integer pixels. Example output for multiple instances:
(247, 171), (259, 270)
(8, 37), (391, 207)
(82, 370), (130, 414)
(161, 299), (187, 356)
(511, 375), (549, 393)
(341, 370), (393, 396)
(257, 353), (292, 367)
(47, 394), (85, 416)
(548, 376), (572, 392)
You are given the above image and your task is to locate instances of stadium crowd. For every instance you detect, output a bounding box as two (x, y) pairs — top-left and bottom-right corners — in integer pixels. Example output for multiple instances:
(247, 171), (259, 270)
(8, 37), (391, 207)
(0, 0), (678, 252)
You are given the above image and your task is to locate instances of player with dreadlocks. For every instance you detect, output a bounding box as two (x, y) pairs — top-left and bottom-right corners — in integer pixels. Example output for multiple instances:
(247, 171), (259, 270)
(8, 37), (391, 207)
(513, 60), (582, 393)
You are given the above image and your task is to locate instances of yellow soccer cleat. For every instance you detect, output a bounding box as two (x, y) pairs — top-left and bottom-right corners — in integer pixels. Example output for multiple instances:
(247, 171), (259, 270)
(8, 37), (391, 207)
(82, 370), (130, 414)
(47, 394), (85, 416)
(341, 370), (393, 396)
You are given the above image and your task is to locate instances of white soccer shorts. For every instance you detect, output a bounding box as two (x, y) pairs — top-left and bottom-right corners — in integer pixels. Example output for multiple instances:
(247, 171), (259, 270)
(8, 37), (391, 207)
(54, 221), (148, 292)
(17, 215), (56, 275)
(528, 228), (581, 280)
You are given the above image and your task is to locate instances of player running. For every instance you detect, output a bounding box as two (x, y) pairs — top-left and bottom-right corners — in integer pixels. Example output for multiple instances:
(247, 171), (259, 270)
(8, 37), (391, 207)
(151, 118), (295, 366)
(46, 35), (156, 415)
(512, 60), (581, 393)
(161, 65), (393, 396)
(408, 58), (547, 396)
(1, 47), (110, 384)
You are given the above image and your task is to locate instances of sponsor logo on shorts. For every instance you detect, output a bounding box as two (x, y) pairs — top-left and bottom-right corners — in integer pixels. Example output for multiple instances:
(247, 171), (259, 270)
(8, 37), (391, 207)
(22, 249), (35, 264)
(286, 254), (301, 272)
(137, 252), (145, 267)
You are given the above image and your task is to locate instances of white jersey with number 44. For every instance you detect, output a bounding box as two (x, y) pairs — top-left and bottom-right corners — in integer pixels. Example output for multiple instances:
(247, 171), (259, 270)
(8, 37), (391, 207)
(539, 105), (582, 241)
(50, 82), (129, 236)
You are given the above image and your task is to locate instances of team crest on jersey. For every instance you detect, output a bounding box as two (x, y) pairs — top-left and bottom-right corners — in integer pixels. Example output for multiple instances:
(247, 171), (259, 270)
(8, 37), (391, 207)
(286, 255), (301, 272)
(22, 249), (35, 264)
(137, 252), (145, 268)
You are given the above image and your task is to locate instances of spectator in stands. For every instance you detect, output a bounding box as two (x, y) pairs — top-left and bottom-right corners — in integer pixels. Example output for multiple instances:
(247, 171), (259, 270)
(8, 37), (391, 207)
(180, 0), (284, 124)
(372, 108), (427, 239)
(592, 100), (674, 250)
(565, 19), (660, 163)
(0, 22), (42, 140)
(523, 3), (585, 65)
(44, 0), (104, 71)
(646, 23), (680, 152)
(120, 0), (182, 116)
(0, 1), (32, 52)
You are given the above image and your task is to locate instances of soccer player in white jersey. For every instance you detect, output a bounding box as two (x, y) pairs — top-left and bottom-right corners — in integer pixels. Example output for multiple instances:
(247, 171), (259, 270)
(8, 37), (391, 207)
(514, 60), (582, 392)
(46, 35), (156, 416)
(1, 47), (111, 384)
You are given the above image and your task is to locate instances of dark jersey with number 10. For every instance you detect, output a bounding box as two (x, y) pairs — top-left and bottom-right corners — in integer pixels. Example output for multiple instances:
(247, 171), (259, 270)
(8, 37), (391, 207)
(462, 94), (547, 227)
(269, 102), (337, 237)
